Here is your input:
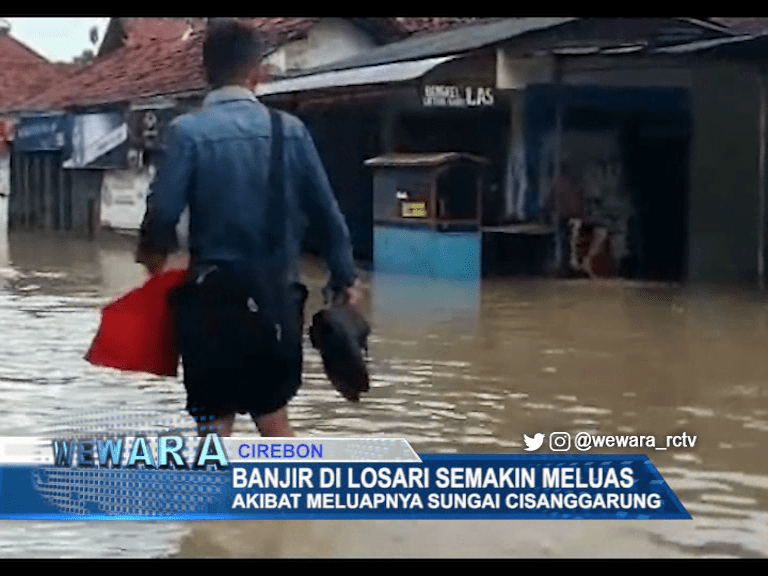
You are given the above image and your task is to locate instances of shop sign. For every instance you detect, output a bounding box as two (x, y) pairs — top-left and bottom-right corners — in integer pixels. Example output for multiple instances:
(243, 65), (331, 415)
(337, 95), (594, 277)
(401, 200), (428, 218)
(422, 85), (494, 108)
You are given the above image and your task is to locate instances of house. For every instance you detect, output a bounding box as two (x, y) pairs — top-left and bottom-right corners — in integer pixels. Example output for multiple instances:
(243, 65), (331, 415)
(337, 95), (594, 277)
(513, 30), (768, 286)
(4, 20), (206, 235)
(96, 17), (484, 78)
(255, 17), (737, 277)
(5, 17), (478, 238)
(578, 32), (768, 287)
(11, 16), (756, 285)
(0, 20), (78, 112)
(0, 19), (79, 228)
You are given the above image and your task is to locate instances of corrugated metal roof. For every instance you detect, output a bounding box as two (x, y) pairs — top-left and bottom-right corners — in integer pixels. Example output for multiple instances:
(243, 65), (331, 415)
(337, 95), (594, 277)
(255, 55), (458, 96)
(654, 34), (760, 55)
(293, 18), (577, 75)
(709, 18), (768, 35)
(268, 17), (736, 79)
(364, 152), (490, 167)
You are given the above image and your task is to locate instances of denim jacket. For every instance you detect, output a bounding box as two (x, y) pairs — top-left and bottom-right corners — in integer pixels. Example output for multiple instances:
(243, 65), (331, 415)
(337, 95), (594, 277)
(140, 86), (357, 291)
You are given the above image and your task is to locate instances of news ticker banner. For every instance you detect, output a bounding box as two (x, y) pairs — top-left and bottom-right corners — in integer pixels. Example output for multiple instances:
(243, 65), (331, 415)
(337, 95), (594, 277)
(0, 436), (691, 520)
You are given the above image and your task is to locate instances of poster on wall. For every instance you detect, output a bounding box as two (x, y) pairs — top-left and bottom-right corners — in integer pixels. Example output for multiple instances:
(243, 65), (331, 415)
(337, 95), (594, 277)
(63, 112), (128, 169)
(538, 130), (624, 213)
(538, 129), (634, 263)
(14, 114), (68, 152)
(504, 132), (527, 221)
(127, 106), (180, 151)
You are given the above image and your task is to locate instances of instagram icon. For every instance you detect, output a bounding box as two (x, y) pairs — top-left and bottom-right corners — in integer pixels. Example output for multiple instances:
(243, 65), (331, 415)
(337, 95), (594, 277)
(549, 432), (571, 451)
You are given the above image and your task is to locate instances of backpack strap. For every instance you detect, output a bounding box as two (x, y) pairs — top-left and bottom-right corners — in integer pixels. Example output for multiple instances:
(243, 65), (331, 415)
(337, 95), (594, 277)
(267, 107), (285, 256)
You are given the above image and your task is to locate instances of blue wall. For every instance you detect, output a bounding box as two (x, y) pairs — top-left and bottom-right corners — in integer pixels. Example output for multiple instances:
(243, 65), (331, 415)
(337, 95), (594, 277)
(374, 225), (481, 280)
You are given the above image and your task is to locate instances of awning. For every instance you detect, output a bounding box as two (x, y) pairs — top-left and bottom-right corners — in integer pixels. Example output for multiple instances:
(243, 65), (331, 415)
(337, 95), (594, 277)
(255, 55), (460, 96)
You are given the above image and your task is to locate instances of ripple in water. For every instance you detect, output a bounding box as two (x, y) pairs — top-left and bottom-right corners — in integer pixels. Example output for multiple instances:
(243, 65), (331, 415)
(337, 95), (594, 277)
(1, 233), (767, 557)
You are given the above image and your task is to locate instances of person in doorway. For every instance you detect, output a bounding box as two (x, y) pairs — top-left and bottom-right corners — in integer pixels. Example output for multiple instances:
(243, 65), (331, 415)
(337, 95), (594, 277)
(136, 19), (361, 438)
(581, 159), (632, 278)
(546, 161), (587, 275)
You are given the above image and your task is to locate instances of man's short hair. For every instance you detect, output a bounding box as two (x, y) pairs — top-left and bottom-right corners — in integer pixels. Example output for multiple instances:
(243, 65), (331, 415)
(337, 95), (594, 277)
(203, 19), (265, 88)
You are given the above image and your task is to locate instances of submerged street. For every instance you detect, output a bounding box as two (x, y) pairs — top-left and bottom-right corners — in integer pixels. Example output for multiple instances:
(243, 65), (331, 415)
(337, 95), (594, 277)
(0, 219), (766, 557)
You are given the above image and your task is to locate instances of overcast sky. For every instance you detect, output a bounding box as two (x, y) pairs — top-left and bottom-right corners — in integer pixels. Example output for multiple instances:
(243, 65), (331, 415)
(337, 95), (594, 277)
(2, 17), (111, 62)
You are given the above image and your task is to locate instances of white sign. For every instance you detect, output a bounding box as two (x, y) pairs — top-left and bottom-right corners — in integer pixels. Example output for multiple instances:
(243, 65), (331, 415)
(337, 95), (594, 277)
(100, 168), (151, 230)
(423, 85), (494, 107)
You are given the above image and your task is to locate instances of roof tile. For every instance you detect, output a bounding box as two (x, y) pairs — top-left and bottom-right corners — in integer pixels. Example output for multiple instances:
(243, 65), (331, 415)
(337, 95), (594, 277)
(6, 17), (492, 112)
(0, 32), (77, 110)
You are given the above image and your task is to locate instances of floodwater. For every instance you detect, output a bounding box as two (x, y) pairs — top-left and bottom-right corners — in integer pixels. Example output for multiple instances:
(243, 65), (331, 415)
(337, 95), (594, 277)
(0, 221), (767, 557)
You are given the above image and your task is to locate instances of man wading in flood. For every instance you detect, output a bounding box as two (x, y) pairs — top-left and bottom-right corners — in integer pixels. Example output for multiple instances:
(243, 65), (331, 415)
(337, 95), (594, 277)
(136, 19), (361, 437)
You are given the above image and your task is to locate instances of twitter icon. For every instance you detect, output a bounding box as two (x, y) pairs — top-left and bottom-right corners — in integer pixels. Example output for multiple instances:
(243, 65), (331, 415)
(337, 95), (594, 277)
(523, 433), (545, 451)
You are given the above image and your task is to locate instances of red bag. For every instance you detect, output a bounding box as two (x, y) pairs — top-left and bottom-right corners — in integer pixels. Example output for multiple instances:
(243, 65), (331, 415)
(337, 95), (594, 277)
(85, 269), (188, 377)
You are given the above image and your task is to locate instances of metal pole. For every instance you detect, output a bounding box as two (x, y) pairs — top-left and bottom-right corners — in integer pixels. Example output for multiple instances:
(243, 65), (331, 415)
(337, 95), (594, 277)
(58, 159), (65, 231)
(22, 154), (29, 227)
(553, 96), (563, 273)
(759, 69), (766, 291)
(552, 57), (564, 275)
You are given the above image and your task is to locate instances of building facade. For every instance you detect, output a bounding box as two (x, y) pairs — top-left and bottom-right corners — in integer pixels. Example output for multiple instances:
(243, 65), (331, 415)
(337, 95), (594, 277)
(258, 17), (739, 280)
(5, 17), (465, 242)
(9, 17), (765, 286)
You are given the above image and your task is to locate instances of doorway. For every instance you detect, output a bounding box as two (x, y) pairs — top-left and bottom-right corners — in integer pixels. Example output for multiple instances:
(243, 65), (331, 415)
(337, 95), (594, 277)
(525, 84), (691, 281)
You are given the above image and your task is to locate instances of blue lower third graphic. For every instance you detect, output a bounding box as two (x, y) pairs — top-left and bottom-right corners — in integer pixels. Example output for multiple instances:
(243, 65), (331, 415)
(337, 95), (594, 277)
(0, 453), (691, 520)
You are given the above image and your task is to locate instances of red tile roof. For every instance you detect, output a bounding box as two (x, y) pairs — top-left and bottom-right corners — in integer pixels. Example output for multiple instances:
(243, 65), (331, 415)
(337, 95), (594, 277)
(239, 17), (479, 45)
(122, 18), (200, 42)
(0, 30), (49, 63)
(391, 17), (491, 35)
(10, 17), (489, 112)
(100, 18), (331, 58)
(243, 17), (319, 45)
(98, 17), (205, 55)
(0, 31), (77, 111)
(13, 28), (207, 111)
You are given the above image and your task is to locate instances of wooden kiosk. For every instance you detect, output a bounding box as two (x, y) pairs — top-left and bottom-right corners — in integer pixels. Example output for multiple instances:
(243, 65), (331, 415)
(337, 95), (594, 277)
(364, 152), (488, 280)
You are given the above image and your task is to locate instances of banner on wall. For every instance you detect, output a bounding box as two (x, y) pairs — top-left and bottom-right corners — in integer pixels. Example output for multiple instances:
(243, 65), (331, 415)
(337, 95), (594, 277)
(63, 112), (128, 170)
(14, 114), (68, 152)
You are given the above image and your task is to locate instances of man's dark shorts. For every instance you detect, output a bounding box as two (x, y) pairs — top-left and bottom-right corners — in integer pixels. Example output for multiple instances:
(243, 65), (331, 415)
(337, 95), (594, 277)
(170, 265), (308, 423)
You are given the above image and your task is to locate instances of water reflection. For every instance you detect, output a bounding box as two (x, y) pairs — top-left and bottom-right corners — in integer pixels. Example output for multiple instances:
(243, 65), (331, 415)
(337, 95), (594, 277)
(372, 272), (481, 334)
(0, 230), (766, 557)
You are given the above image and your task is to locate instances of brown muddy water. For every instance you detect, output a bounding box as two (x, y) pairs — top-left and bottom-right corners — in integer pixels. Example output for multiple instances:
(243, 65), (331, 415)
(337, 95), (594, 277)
(0, 224), (767, 558)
